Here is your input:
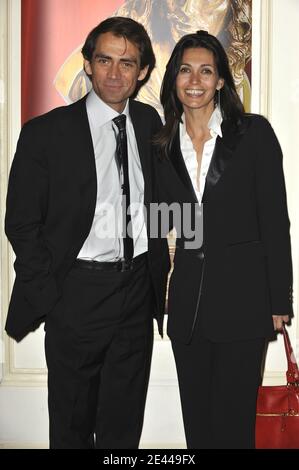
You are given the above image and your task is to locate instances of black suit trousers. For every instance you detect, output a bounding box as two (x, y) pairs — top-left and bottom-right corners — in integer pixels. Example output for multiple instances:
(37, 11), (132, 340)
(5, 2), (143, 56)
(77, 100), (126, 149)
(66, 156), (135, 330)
(171, 318), (265, 449)
(45, 256), (154, 449)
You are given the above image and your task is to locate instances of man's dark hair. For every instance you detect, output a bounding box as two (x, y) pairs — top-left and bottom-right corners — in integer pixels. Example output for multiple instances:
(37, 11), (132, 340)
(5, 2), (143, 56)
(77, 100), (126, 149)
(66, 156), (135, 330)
(82, 16), (155, 93)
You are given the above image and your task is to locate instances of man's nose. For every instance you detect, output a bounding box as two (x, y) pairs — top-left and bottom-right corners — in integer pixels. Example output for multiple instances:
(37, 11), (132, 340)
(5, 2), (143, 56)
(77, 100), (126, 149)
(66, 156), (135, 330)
(107, 62), (121, 79)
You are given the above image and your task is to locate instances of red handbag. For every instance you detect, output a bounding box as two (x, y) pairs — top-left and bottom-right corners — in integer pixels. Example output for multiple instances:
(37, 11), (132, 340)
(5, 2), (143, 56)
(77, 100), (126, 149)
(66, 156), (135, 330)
(256, 325), (299, 448)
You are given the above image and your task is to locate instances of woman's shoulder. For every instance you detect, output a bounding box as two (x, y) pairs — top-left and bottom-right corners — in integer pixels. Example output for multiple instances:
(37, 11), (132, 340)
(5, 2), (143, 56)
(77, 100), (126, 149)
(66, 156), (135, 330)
(243, 112), (273, 130)
(232, 113), (275, 140)
(239, 114), (281, 156)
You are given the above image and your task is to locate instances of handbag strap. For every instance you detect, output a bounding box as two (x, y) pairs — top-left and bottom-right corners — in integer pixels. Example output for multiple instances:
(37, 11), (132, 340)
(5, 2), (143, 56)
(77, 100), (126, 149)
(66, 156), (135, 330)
(282, 324), (299, 384)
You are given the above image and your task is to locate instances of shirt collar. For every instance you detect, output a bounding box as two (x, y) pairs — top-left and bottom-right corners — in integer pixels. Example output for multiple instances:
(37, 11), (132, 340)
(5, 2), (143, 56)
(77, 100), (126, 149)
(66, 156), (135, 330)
(180, 105), (223, 141)
(86, 89), (130, 129)
(208, 105), (223, 138)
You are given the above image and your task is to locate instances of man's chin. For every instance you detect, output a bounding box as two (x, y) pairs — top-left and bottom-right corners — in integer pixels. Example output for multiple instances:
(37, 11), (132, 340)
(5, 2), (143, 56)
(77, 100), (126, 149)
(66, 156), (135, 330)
(98, 91), (131, 107)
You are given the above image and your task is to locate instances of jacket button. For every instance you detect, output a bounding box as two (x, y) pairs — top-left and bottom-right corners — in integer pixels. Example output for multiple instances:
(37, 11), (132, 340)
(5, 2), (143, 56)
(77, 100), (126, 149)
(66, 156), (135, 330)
(198, 251), (204, 260)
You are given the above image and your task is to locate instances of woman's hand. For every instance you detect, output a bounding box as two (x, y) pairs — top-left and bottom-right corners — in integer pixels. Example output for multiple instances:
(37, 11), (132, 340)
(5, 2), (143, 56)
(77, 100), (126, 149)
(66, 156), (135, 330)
(272, 315), (289, 331)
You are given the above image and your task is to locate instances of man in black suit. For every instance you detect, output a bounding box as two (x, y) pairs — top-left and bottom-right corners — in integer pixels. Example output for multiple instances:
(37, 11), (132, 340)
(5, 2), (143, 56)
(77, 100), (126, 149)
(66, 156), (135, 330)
(5, 17), (170, 449)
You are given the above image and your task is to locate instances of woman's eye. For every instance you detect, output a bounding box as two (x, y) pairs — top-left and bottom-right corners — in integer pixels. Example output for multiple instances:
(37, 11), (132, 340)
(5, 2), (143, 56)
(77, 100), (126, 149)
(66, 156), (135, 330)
(179, 67), (190, 73)
(202, 68), (213, 74)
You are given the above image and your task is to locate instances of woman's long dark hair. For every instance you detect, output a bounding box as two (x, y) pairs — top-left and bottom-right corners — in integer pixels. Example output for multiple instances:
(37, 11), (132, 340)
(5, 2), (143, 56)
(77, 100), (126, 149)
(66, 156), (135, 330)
(155, 31), (245, 157)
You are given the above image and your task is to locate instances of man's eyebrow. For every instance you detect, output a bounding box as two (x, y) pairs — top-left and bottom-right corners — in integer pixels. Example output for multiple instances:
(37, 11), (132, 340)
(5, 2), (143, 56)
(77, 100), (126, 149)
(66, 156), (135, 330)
(94, 53), (137, 64)
(119, 58), (138, 64)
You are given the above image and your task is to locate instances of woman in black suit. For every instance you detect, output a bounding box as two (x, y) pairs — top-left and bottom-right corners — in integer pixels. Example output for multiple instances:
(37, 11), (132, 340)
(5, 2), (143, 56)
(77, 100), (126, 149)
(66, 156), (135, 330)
(154, 31), (293, 449)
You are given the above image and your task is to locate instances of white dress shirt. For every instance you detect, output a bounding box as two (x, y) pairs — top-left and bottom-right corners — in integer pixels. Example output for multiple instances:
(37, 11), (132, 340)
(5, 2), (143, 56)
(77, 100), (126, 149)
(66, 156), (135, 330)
(180, 106), (223, 203)
(78, 90), (148, 261)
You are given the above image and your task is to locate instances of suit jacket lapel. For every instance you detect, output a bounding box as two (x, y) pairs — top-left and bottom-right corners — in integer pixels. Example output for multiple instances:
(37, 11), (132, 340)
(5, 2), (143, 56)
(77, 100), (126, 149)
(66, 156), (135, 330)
(129, 100), (152, 203)
(170, 130), (198, 203)
(67, 95), (96, 172)
(202, 118), (250, 202)
(64, 95), (97, 213)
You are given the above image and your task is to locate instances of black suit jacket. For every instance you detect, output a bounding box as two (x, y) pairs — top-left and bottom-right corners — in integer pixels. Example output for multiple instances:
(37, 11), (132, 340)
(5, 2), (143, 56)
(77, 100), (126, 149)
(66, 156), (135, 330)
(5, 95), (170, 341)
(155, 114), (293, 343)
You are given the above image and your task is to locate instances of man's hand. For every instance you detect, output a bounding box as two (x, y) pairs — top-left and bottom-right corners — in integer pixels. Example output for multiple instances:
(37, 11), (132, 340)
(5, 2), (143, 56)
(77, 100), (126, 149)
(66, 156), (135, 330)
(272, 315), (289, 331)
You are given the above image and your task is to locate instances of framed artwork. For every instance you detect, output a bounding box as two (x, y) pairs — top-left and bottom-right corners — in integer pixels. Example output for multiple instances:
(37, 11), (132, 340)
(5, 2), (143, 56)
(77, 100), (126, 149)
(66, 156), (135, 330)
(22, 0), (252, 123)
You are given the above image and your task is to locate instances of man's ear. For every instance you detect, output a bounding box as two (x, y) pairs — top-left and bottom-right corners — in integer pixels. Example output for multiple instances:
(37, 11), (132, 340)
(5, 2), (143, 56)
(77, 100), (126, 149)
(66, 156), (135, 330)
(138, 65), (149, 81)
(83, 59), (92, 77)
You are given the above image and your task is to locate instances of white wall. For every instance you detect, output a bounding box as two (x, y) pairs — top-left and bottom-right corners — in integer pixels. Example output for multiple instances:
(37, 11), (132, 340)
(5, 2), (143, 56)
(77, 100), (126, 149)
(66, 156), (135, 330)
(253, 0), (299, 381)
(0, 0), (299, 448)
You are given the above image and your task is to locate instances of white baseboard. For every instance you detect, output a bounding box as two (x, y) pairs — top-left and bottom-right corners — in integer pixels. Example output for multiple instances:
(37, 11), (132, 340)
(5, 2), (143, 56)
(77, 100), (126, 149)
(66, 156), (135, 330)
(0, 442), (48, 449)
(0, 441), (186, 449)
